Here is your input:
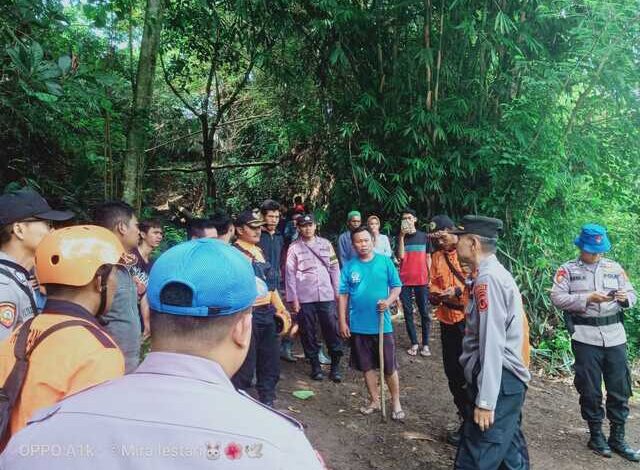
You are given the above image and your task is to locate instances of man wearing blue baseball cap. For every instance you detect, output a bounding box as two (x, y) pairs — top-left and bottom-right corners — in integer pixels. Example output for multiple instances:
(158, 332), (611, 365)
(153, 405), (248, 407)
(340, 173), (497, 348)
(551, 224), (638, 461)
(0, 239), (325, 469)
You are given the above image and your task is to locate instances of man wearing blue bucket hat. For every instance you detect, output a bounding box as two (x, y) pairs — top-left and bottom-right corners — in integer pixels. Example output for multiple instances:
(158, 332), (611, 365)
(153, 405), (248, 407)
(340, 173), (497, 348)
(0, 239), (325, 469)
(551, 224), (638, 462)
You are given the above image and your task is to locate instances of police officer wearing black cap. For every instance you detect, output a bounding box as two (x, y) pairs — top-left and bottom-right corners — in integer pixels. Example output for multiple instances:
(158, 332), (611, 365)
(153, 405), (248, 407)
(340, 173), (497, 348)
(453, 215), (531, 470)
(232, 210), (291, 406)
(0, 188), (73, 340)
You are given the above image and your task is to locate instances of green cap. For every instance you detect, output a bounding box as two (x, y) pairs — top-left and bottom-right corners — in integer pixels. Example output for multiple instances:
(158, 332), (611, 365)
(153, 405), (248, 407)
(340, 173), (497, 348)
(347, 210), (361, 220)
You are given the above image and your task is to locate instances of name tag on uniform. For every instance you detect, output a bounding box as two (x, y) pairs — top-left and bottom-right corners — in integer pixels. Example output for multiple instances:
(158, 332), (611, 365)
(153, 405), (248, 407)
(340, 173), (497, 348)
(603, 273), (619, 289)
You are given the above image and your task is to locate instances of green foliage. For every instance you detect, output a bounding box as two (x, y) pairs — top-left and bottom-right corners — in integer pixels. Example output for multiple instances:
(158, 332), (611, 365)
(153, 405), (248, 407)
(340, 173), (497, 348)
(1, 0), (639, 374)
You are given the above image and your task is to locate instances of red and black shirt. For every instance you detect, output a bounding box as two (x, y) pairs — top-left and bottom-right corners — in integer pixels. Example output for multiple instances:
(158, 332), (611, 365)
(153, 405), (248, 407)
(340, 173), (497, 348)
(399, 230), (432, 286)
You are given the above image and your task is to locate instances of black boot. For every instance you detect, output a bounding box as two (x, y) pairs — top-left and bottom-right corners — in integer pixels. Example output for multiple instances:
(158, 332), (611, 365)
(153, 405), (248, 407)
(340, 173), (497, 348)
(329, 354), (343, 383)
(588, 422), (612, 457)
(280, 341), (297, 363)
(609, 423), (640, 462)
(310, 356), (324, 381)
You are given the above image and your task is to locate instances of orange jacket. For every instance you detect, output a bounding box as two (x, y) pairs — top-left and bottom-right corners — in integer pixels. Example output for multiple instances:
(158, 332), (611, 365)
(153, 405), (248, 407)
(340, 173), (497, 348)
(428, 249), (468, 325)
(0, 300), (124, 439)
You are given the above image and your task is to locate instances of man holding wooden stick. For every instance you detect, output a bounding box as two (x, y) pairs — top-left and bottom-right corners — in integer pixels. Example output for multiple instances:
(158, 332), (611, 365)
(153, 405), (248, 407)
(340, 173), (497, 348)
(338, 226), (404, 420)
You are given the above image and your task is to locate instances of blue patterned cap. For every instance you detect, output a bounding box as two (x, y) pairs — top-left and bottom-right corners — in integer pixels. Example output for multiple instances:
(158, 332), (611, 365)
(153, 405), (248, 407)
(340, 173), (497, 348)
(148, 239), (257, 316)
(574, 223), (611, 254)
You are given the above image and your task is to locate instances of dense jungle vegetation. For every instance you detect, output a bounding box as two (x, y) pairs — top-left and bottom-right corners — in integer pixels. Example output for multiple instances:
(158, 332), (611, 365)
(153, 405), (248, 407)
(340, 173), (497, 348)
(2, 0), (639, 371)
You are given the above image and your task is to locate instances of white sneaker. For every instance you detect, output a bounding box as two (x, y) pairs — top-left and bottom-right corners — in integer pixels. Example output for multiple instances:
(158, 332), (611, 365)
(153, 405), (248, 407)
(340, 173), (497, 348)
(420, 345), (431, 357)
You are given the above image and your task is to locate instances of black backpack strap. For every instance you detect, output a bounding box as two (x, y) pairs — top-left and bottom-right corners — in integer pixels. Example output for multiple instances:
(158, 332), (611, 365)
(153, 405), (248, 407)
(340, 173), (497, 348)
(3, 318), (116, 407)
(2, 318), (36, 406)
(0, 260), (31, 280)
(443, 254), (467, 285)
(0, 264), (39, 318)
(300, 241), (332, 276)
(0, 318), (116, 445)
(233, 242), (255, 261)
(27, 319), (118, 352)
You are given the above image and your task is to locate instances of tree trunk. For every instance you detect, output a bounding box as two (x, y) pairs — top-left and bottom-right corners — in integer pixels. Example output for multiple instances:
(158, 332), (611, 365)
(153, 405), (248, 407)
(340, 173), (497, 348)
(201, 117), (216, 205)
(122, 0), (164, 206)
(424, 0), (432, 111)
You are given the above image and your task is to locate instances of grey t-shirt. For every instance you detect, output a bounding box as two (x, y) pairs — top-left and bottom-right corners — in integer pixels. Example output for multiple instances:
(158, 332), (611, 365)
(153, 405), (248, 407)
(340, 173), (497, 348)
(103, 268), (140, 373)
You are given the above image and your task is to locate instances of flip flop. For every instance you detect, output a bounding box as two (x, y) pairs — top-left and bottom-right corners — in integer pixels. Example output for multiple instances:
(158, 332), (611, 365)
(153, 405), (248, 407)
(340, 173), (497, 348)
(407, 345), (419, 356)
(359, 403), (381, 415)
(391, 410), (406, 421)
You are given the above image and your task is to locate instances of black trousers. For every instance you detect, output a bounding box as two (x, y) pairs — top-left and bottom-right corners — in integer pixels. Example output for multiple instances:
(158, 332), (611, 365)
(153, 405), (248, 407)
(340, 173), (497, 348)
(571, 340), (632, 425)
(455, 369), (529, 470)
(441, 320), (468, 417)
(231, 306), (280, 403)
(298, 301), (343, 359)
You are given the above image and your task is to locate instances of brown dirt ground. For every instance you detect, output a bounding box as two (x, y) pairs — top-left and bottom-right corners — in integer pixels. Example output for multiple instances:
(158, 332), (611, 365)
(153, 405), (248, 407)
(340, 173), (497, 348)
(276, 317), (640, 470)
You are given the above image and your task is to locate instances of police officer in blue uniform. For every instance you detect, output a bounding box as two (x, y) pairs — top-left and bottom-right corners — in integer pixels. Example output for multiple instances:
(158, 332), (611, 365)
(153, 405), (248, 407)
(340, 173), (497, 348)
(551, 224), (639, 462)
(0, 239), (325, 469)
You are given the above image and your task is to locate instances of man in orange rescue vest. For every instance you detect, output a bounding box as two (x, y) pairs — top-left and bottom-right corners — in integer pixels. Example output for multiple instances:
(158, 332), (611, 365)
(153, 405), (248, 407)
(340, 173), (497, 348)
(0, 225), (125, 442)
(428, 215), (471, 446)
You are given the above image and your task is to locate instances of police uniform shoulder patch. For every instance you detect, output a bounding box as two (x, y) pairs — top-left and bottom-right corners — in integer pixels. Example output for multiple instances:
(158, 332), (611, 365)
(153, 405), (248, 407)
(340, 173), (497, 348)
(554, 267), (568, 284)
(475, 284), (488, 313)
(0, 302), (16, 328)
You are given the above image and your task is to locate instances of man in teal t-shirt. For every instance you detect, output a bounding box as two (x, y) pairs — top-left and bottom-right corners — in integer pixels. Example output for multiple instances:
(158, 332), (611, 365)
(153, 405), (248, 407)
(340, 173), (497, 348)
(338, 226), (404, 419)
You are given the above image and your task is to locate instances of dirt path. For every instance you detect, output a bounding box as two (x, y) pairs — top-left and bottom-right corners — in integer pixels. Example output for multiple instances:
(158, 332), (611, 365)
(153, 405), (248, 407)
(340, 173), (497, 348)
(276, 319), (640, 469)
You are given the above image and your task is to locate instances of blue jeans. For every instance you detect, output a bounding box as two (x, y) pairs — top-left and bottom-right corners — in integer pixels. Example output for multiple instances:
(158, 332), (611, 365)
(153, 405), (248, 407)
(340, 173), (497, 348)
(400, 285), (431, 346)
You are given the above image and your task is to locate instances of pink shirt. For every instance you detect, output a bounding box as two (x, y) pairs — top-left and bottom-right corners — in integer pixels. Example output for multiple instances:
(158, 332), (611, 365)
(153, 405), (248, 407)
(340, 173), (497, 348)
(285, 237), (340, 304)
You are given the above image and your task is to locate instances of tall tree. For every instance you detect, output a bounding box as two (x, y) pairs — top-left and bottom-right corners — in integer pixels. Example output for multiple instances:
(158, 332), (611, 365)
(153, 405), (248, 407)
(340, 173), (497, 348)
(122, 0), (163, 206)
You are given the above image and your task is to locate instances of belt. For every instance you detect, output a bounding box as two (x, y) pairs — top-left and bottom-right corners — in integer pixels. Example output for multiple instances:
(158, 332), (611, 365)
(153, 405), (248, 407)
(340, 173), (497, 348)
(571, 311), (624, 327)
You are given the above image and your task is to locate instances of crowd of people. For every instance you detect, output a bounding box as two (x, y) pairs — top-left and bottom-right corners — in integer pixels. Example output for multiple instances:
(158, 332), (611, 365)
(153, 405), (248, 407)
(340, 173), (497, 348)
(0, 186), (637, 469)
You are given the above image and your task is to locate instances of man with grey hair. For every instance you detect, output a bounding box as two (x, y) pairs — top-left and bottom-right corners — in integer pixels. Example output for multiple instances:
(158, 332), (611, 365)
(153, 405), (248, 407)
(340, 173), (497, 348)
(452, 215), (531, 470)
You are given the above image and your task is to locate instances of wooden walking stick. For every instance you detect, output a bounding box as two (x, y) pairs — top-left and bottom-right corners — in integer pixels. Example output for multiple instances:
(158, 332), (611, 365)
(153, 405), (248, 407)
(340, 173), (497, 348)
(378, 302), (387, 422)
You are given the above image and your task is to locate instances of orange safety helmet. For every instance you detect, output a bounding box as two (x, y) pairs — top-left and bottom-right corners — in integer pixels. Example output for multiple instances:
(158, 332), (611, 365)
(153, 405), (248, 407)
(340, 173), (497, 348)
(35, 225), (124, 286)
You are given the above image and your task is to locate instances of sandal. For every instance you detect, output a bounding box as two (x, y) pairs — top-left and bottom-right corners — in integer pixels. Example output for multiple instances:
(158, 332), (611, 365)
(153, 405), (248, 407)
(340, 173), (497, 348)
(359, 402), (381, 415)
(391, 410), (406, 421)
(407, 345), (419, 356)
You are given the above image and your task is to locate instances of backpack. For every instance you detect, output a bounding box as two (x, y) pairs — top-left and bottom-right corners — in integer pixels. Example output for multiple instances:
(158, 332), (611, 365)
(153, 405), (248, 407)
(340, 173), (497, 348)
(0, 317), (99, 447)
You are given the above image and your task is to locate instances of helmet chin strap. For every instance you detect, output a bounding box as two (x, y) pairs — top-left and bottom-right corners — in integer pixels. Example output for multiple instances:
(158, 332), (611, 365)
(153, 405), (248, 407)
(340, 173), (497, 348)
(96, 265), (113, 325)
